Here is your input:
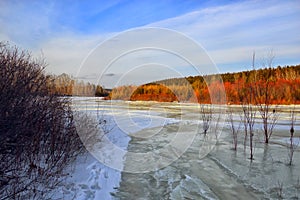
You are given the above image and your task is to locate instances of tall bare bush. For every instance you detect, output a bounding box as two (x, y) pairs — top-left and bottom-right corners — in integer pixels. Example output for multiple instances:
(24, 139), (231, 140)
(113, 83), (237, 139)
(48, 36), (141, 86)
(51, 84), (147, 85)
(227, 107), (241, 151)
(254, 52), (279, 143)
(200, 104), (212, 134)
(241, 53), (256, 160)
(0, 42), (83, 199)
(287, 108), (298, 165)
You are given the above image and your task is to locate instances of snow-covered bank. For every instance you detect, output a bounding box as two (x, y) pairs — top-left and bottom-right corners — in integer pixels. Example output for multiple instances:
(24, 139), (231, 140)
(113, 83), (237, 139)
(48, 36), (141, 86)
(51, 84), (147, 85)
(59, 98), (183, 199)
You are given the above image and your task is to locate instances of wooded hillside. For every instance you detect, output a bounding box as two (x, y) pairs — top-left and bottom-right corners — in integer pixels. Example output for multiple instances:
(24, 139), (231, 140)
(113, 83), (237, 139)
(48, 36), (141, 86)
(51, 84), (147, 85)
(109, 65), (300, 104)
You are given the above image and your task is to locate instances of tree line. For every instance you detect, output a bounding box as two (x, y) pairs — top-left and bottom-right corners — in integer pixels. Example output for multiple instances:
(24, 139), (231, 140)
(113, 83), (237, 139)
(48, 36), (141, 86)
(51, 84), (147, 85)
(109, 65), (300, 104)
(46, 73), (110, 97)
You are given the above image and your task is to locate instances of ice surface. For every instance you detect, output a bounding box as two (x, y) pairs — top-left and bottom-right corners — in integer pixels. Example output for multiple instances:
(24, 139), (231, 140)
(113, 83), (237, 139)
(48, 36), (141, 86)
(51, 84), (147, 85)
(58, 98), (300, 199)
(57, 98), (191, 199)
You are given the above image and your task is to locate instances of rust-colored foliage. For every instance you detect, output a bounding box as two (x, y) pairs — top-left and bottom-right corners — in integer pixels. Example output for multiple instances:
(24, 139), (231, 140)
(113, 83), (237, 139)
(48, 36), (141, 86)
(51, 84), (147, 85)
(109, 65), (300, 104)
(130, 84), (178, 102)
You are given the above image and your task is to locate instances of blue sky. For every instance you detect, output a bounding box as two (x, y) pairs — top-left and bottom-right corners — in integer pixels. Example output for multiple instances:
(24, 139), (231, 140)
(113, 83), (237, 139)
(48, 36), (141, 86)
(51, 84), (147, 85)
(0, 0), (299, 87)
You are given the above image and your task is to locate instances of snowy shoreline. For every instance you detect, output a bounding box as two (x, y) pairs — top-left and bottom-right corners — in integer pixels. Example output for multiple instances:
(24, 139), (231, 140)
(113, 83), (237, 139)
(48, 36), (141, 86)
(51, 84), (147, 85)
(59, 98), (182, 199)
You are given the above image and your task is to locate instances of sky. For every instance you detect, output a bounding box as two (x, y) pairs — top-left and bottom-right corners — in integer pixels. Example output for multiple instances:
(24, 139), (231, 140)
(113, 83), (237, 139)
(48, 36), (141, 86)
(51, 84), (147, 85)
(0, 0), (299, 88)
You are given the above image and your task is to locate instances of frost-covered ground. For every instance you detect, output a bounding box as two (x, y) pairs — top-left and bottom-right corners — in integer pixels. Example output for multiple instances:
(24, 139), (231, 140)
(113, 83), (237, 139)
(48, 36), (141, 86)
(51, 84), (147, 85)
(59, 98), (300, 200)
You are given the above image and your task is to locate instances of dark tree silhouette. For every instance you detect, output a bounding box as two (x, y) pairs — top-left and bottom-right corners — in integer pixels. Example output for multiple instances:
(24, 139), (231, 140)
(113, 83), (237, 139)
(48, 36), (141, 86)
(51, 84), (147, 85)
(287, 108), (298, 165)
(254, 52), (279, 144)
(241, 53), (256, 160)
(200, 104), (212, 134)
(227, 107), (241, 151)
(0, 42), (83, 199)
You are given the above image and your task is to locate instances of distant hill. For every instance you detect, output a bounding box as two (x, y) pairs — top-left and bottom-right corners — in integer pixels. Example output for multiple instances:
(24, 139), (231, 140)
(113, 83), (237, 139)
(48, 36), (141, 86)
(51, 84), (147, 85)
(109, 65), (300, 104)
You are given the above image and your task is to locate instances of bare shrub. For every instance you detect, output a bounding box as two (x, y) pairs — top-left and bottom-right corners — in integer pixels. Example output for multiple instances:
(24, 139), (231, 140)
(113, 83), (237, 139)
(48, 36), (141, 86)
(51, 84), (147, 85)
(256, 101), (279, 144)
(287, 108), (298, 165)
(0, 42), (83, 199)
(212, 110), (223, 142)
(254, 52), (279, 144)
(241, 53), (256, 160)
(200, 104), (212, 134)
(227, 107), (241, 151)
(242, 102), (256, 160)
(240, 111), (248, 151)
(74, 110), (111, 151)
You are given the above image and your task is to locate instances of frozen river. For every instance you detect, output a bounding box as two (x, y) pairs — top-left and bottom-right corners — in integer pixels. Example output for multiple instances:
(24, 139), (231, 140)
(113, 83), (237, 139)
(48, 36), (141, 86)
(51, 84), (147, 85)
(60, 97), (300, 200)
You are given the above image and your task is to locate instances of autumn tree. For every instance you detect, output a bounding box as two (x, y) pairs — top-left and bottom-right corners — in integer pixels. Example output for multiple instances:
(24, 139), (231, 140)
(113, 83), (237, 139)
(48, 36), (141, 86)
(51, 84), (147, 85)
(108, 65), (300, 104)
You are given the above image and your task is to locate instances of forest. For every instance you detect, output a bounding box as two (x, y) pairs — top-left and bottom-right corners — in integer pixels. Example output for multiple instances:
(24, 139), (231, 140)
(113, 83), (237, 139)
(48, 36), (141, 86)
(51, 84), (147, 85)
(109, 65), (300, 104)
(46, 73), (110, 97)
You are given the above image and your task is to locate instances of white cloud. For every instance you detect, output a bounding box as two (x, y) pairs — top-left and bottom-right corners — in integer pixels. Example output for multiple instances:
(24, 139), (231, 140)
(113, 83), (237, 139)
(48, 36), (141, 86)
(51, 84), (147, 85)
(36, 34), (111, 76)
(146, 0), (300, 70)
(36, 0), (300, 87)
(70, 28), (219, 88)
(2, 0), (299, 87)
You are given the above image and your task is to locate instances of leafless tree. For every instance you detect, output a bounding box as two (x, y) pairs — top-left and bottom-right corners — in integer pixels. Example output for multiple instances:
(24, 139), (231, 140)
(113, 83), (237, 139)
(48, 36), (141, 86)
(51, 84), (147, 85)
(200, 104), (212, 134)
(257, 103), (279, 144)
(254, 52), (279, 143)
(287, 108), (298, 165)
(227, 107), (241, 151)
(212, 109), (224, 142)
(241, 53), (257, 160)
(242, 102), (256, 160)
(75, 107), (112, 150)
(240, 111), (248, 151)
(0, 42), (84, 199)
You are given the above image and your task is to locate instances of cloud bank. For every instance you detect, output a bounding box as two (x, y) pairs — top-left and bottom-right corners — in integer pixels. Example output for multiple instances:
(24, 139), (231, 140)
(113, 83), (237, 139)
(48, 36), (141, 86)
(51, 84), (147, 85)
(0, 0), (299, 86)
